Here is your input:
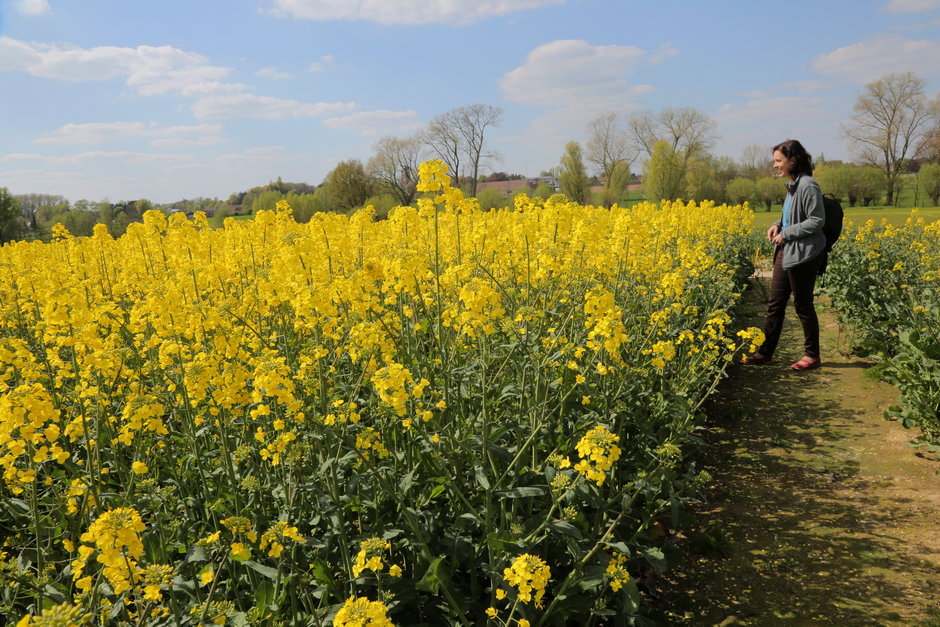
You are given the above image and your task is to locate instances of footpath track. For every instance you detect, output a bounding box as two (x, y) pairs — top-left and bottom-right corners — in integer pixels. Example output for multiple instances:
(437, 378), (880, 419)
(651, 278), (940, 626)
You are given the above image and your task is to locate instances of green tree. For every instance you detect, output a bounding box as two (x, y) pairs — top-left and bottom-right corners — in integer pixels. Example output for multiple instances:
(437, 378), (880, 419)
(755, 177), (786, 212)
(726, 177), (756, 205)
(685, 155), (735, 203)
(920, 163), (940, 206)
(323, 160), (376, 212)
(0, 188), (23, 244)
(814, 163), (851, 204)
(558, 141), (589, 203)
(532, 182), (555, 200)
(601, 160), (632, 207)
(854, 167), (887, 206)
(251, 190), (286, 214)
(476, 188), (510, 211)
(644, 140), (685, 202)
(14, 193), (68, 233)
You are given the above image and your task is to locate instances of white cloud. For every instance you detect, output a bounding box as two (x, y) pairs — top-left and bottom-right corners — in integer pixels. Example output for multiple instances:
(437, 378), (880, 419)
(191, 93), (358, 119)
(306, 55), (336, 73)
(811, 35), (940, 83)
(212, 146), (286, 166)
(712, 95), (842, 161)
(0, 36), (232, 95)
(883, 0), (940, 12)
(648, 41), (678, 65)
(0, 36), (357, 122)
(256, 66), (293, 80)
(150, 136), (225, 148)
(501, 40), (651, 107)
(4, 151), (193, 165)
(15, 0), (51, 16)
(35, 122), (223, 145)
(781, 80), (829, 93)
(715, 96), (827, 127)
(267, 0), (565, 25)
(323, 109), (421, 136)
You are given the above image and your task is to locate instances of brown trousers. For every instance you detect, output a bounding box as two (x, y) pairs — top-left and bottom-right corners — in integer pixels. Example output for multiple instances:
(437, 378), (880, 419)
(759, 246), (822, 359)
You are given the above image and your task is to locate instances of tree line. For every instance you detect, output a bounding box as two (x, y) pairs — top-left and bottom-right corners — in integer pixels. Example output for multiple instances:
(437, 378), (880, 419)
(555, 71), (940, 210)
(2, 72), (939, 244)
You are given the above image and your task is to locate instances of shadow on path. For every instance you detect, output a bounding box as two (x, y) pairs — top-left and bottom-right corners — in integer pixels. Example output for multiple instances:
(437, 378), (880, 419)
(648, 284), (940, 626)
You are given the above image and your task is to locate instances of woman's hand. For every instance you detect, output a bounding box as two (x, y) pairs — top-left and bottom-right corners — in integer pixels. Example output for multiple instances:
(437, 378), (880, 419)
(767, 224), (780, 242)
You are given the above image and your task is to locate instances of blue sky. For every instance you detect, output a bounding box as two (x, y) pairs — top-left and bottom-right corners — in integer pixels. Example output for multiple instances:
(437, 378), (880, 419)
(2, 0), (939, 204)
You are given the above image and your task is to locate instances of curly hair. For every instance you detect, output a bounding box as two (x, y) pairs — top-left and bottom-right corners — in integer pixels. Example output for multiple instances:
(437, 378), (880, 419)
(773, 139), (813, 177)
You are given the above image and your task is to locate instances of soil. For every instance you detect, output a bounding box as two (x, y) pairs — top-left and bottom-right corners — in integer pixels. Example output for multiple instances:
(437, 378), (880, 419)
(649, 277), (940, 626)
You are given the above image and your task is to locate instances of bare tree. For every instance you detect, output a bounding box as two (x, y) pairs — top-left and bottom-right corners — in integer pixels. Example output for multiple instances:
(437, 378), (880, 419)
(586, 112), (637, 207)
(739, 144), (772, 180)
(423, 110), (464, 189)
(453, 104), (503, 197)
(842, 72), (940, 205)
(629, 107), (716, 200)
(586, 111), (636, 177)
(630, 107), (716, 161)
(367, 135), (424, 206)
(422, 104), (503, 196)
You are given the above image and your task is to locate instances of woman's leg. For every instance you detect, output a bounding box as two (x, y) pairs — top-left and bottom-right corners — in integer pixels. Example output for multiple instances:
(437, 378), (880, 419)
(758, 246), (790, 357)
(788, 254), (822, 359)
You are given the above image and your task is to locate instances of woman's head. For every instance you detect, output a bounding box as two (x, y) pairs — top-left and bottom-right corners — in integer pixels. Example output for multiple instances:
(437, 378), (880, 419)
(772, 139), (813, 179)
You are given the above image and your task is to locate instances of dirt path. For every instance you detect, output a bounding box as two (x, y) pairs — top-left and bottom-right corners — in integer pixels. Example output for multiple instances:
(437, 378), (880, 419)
(650, 279), (940, 625)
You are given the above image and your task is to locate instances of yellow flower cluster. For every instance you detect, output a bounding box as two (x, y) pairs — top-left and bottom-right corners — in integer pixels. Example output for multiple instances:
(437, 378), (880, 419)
(352, 537), (391, 577)
(333, 596), (394, 627)
(72, 507), (146, 594)
(573, 425), (622, 486)
(259, 521), (306, 558)
(16, 602), (90, 627)
(503, 553), (551, 607)
(0, 383), (67, 494)
(605, 551), (630, 591)
(355, 427), (390, 461)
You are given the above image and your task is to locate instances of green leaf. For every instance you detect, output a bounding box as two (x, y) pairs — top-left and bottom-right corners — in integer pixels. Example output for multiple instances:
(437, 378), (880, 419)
(4, 499), (30, 515)
(494, 486), (547, 499)
(255, 581), (275, 608)
(243, 560), (279, 580)
(643, 547), (668, 574)
(415, 557), (443, 594)
(474, 464), (491, 490)
(309, 559), (332, 586)
(548, 519), (582, 539)
(602, 541), (631, 556)
(187, 547), (209, 565)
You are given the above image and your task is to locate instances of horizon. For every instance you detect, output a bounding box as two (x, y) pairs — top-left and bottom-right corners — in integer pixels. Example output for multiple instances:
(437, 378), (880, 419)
(2, 0), (940, 205)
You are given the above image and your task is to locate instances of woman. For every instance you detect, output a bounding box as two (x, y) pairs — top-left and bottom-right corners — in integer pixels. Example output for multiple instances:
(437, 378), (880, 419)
(745, 139), (827, 370)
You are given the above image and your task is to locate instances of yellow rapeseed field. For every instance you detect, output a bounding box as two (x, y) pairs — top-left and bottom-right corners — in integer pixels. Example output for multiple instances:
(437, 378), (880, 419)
(1, 161), (762, 625)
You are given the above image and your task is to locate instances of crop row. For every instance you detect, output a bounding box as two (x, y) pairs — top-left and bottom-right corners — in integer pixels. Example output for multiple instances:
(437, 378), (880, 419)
(824, 212), (940, 455)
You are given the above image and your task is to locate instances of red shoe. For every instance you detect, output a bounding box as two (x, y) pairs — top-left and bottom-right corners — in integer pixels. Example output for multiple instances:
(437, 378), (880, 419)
(791, 356), (821, 371)
(743, 353), (773, 365)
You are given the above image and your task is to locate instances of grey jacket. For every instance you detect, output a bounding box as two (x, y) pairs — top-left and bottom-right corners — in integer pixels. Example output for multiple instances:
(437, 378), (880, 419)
(773, 174), (826, 270)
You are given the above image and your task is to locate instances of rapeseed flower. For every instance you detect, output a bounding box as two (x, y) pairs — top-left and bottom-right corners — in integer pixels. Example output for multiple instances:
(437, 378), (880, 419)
(503, 553), (551, 607)
(573, 425), (622, 486)
(333, 596), (394, 627)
